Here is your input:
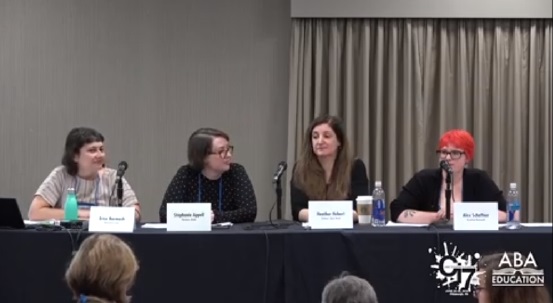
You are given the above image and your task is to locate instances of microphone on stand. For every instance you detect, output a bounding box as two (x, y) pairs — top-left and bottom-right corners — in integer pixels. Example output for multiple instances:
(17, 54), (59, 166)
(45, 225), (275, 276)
(440, 160), (453, 175)
(272, 161), (287, 184)
(116, 161), (128, 178)
(116, 161), (128, 207)
(272, 161), (287, 220)
(244, 161), (292, 231)
(439, 160), (453, 222)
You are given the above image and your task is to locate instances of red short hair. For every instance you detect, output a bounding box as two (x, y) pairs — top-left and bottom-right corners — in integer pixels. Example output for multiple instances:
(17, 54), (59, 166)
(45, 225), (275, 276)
(437, 129), (475, 161)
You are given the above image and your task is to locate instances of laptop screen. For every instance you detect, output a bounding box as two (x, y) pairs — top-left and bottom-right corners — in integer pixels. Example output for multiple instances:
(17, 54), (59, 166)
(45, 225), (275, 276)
(0, 198), (26, 229)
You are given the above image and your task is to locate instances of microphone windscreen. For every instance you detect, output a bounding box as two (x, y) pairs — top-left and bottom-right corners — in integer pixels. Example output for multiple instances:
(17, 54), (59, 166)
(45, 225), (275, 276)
(118, 161), (128, 170)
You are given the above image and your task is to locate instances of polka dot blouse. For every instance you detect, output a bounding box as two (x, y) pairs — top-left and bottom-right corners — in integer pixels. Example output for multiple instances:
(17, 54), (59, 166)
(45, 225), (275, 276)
(159, 163), (258, 224)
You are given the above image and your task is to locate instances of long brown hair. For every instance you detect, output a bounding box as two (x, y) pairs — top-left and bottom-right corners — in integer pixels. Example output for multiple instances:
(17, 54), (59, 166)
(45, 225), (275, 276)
(66, 234), (139, 303)
(293, 115), (353, 200)
(478, 252), (551, 303)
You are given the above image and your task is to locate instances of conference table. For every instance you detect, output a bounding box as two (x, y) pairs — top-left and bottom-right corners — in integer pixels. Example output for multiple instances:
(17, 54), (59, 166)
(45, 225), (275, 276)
(0, 223), (551, 303)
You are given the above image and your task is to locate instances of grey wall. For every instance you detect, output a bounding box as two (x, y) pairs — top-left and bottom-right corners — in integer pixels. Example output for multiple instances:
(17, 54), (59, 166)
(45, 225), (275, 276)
(292, 0), (553, 18)
(0, 0), (291, 222)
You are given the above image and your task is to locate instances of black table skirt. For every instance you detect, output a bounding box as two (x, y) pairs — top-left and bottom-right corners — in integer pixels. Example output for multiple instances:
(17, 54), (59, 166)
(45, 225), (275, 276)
(283, 226), (553, 303)
(0, 224), (551, 303)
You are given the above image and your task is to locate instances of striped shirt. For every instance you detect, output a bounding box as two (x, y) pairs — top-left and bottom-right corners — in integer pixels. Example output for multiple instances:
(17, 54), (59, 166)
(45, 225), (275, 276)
(35, 166), (139, 209)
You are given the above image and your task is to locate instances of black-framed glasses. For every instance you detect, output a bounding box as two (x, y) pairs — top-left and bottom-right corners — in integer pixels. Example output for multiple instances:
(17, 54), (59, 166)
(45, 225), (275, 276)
(436, 149), (465, 160)
(211, 145), (234, 158)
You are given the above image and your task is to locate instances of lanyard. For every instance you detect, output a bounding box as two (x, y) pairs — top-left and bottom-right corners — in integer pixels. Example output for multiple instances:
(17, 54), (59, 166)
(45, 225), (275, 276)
(197, 175), (223, 212)
(79, 295), (87, 303)
(74, 175), (100, 206)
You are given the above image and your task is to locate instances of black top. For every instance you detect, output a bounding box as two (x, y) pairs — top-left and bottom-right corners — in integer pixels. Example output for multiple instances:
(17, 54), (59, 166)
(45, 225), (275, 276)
(389, 168), (507, 222)
(159, 163), (257, 223)
(290, 158), (370, 221)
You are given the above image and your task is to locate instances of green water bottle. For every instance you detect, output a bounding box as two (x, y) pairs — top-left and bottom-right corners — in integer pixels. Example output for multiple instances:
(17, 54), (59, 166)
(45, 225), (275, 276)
(64, 187), (79, 221)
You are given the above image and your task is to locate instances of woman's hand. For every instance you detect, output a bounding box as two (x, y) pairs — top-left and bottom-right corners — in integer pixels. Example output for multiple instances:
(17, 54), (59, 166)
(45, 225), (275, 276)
(78, 209), (90, 220)
(433, 208), (446, 223)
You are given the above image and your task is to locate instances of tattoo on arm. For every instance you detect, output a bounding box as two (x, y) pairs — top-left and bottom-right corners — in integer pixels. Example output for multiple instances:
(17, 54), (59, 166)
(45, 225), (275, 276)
(403, 209), (417, 217)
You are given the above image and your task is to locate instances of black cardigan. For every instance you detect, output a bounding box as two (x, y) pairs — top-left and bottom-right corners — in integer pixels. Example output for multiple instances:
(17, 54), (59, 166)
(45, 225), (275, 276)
(159, 163), (257, 223)
(390, 168), (507, 222)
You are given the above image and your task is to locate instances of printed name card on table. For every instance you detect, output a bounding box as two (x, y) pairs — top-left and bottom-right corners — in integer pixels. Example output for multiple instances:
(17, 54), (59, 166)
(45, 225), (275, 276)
(453, 202), (499, 231)
(88, 206), (136, 233)
(166, 203), (212, 232)
(308, 200), (353, 230)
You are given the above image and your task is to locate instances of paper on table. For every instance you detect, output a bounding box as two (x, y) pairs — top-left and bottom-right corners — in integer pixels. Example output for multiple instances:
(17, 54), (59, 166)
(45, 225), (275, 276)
(386, 221), (428, 227)
(24, 220), (56, 225)
(141, 223), (167, 229)
(522, 222), (553, 227)
(499, 222), (553, 228)
(214, 222), (233, 227)
(387, 222), (552, 228)
(141, 222), (234, 229)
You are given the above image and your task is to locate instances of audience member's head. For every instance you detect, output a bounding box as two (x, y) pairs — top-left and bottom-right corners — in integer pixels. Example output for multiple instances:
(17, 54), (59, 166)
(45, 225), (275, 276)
(321, 272), (378, 303)
(65, 234), (139, 303)
(475, 252), (551, 303)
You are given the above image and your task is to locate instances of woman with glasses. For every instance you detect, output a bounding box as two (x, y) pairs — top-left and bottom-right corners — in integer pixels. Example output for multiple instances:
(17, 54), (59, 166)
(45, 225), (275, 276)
(390, 129), (507, 224)
(158, 128), (257, 224)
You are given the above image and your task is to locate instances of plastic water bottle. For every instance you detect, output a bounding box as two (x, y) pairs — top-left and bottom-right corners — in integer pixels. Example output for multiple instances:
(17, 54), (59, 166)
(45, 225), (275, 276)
(64, 188), (79, 221)
(371, 181), (386, 227)
(505, 183), (521, 229)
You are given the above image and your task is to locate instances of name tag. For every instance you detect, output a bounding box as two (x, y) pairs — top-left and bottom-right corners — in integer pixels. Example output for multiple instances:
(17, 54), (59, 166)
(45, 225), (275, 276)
(308, 200), (353, 230)
(166, 203), (212, 231)
(453, 202), (498, 231)
(89, 206), (135, 233)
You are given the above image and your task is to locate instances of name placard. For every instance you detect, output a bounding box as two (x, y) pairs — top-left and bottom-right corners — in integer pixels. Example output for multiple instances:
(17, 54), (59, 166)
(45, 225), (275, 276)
(453, 202), (499, 231)
(88, 206), (135, 233)
(308, 200), (353, 230)
(166, 203), (212, 232)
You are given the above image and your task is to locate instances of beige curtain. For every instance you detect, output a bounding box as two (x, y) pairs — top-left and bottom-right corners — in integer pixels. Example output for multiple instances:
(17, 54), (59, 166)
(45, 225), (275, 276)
(286, 19), (552, 222)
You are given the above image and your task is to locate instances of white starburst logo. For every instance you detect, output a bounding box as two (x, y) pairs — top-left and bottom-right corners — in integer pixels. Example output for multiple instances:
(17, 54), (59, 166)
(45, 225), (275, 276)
(428, 242), (482, 296)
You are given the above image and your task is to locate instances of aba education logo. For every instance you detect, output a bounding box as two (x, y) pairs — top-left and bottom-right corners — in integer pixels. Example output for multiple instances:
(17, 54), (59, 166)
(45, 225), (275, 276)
(428, 242), (481, 296)
(491, 252), (544, 286)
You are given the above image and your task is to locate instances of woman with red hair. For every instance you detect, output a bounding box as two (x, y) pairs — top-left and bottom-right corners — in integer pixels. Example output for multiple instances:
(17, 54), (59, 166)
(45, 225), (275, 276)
(390, 129), (507, 224)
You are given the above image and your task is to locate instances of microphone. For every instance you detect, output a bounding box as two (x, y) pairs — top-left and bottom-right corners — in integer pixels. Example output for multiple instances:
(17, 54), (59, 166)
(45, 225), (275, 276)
(116, 161), (128, 179)
(116, 161), (128, 207)
(243, 160), (291, 230)
(439, 160), (453, 174)
(439, 160), (453, 223)
(272, 161), (287, 183)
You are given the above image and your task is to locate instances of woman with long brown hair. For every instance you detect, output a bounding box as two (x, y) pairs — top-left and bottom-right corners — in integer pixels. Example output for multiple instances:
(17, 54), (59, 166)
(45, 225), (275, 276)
(290, 115), (369, 222)
(65, 234), (139, 303)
